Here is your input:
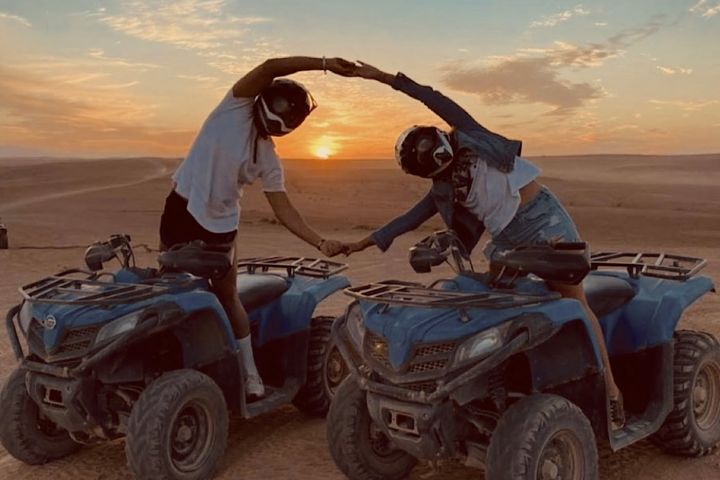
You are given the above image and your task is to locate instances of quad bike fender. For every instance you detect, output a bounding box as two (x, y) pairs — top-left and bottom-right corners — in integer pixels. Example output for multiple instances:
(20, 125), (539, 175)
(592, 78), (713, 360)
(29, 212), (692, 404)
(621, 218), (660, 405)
(522, 319), (604, 392)
(69, 292), (236, 379)
(642, 275), (714, 349)
(250, 275), (350, 346)
(606, 275), (715, 356)
(298, 274), (351, 305)
(496, 297), (607, 371)
(171, 290), (238, 350)
(82, 297), (243, 411)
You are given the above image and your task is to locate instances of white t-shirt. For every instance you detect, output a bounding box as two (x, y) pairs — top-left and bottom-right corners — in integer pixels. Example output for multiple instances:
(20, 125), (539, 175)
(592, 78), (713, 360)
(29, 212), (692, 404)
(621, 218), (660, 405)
(173, 89), (286, 233)
(460, 156), (540, 237)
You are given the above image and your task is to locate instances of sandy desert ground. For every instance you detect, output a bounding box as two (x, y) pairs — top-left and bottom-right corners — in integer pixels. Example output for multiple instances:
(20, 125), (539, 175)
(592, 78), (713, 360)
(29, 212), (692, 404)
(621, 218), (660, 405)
(0, 154), (719, 479)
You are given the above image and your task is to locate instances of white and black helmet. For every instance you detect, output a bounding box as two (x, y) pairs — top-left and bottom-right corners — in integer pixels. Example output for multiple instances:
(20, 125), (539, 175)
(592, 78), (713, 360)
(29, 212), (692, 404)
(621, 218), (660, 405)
(254, 78), (317, 137)
(395, 126), (454, 178)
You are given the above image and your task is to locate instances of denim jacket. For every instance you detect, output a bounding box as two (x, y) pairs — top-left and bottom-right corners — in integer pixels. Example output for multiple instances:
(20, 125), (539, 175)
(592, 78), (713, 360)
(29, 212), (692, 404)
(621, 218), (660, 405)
(392, 73), (522, 173)
(371, 73), (522, 253)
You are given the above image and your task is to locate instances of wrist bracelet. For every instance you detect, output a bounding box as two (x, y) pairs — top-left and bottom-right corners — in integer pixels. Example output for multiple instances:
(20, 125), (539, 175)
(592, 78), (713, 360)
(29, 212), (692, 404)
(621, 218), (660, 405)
(322, 56), (327, 75)
(316, 238), (326, 249)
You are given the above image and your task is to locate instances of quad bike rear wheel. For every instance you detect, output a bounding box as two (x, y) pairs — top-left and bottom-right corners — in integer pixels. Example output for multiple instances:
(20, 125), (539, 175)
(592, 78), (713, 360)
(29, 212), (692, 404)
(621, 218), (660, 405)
(327, 379), (417, 480)
(126, 369), (228, 480)
(292, 316), (349, 416)
(652, 330), (720, 456)
(486, 393), (598, 480)
(0, 367), (80, 464)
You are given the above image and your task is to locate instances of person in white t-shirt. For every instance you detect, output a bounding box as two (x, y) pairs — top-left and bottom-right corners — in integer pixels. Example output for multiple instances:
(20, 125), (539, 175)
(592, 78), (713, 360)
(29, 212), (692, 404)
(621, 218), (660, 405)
(160, 56), (357, 398)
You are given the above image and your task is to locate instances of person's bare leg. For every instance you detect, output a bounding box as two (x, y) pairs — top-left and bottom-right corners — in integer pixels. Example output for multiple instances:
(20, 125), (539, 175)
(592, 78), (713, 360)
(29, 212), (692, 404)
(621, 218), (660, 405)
(549, 282), (624, 424)
(211, 246), (249, 338)
(211, 246), (264, 396)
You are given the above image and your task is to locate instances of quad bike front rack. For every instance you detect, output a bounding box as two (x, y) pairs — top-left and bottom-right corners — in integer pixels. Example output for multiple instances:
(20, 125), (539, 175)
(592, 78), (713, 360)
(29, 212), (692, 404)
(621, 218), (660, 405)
(237, 256), (348, 279)
(20, 269), (171, 306)
(590, 252), (707, 281)
(345, 280), (560, 311)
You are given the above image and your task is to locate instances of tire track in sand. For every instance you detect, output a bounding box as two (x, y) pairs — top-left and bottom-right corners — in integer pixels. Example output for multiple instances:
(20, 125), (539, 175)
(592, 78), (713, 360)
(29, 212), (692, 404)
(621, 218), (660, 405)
(0, 158), (170, 213)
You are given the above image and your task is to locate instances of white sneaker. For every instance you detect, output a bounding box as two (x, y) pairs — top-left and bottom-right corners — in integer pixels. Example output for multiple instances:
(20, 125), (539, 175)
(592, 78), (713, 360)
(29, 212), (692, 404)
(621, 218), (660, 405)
(245, 373), (265, 398)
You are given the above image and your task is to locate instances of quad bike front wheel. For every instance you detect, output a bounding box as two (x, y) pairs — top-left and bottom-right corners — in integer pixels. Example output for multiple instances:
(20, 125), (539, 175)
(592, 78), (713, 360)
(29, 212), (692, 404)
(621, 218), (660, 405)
(126, 369), (229, 480)
(292, 316), (349, 416)
(486, 394), (598, 480)
(652, 330), (720, 456)
(0, 367), (80, 464)
(327, 379), (417, 480)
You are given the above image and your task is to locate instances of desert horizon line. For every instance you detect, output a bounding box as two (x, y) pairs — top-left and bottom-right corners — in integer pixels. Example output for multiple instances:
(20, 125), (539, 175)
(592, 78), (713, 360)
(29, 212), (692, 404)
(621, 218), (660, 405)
(2, 152), (720, 162)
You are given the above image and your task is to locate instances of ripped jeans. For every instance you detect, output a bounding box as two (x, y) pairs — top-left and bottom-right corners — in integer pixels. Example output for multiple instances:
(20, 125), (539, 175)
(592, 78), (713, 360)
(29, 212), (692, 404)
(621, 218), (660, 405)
(483, 186), (581, 262)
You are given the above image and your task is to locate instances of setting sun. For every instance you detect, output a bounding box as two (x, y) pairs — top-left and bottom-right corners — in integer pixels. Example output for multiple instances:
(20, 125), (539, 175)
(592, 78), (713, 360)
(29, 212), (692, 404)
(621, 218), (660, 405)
(313, 145), (332, 160)
(310, 135), (339, 159)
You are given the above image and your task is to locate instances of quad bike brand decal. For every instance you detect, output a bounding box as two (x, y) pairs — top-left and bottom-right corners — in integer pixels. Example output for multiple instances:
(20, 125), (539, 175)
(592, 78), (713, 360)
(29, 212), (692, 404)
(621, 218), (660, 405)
(41, 315), (57, 330)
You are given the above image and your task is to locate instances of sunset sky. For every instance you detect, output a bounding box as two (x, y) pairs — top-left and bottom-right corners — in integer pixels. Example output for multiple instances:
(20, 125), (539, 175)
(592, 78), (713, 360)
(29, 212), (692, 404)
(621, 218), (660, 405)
(1, 0), (718, 159)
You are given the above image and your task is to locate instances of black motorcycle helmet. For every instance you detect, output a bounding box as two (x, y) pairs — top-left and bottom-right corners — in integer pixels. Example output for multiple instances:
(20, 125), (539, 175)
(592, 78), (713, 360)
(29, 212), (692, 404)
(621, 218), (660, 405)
(254, 78), (317, 137)
(395, 126), (454, 178)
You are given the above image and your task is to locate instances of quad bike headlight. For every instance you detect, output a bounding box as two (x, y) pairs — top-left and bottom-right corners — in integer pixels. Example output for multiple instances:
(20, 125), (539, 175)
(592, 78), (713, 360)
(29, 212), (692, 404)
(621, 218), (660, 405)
(345, 303), (366, 348)
(454, 327), (505, 365)
(95, 310), (144, 344)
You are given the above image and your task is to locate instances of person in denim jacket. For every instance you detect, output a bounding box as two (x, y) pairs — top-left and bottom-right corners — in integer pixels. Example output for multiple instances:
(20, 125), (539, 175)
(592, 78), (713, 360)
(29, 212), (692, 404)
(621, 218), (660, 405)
(344, 61), (625, 429)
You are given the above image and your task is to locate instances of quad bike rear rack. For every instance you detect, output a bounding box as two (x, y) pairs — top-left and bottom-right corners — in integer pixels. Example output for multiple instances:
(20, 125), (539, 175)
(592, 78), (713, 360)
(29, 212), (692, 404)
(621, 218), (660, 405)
(590, 252), (707, 281)
(20, 269), (171, 306)
(237, 256), (348, 279)
(345, 280), (560, 311)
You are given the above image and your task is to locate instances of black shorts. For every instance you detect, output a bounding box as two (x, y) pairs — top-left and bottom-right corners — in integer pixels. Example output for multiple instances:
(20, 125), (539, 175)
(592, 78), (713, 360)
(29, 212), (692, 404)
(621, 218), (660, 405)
(159, 190), (237, 248)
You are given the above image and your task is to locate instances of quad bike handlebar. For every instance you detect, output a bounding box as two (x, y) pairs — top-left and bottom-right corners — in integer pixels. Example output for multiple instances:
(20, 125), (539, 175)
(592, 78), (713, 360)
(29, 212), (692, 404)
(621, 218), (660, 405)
(84, 234), (134, 271)
(409, 230), (473, 274)
(409, 230), (591, 285)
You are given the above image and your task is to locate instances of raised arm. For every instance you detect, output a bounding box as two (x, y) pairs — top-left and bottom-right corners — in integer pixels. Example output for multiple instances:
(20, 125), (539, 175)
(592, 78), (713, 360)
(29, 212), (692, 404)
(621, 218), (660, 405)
(232, 56), (357, 98)
(354, 61), (481, 132)
(354, 61), (523, 170)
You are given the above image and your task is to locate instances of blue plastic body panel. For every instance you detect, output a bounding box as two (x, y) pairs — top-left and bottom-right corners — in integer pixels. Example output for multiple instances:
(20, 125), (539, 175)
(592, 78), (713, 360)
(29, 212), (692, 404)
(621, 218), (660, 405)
(28, 268), (350, 355)
(360, 271), (715, 368)
(249, 274), (350, 346)
(595, 271), (715, 355)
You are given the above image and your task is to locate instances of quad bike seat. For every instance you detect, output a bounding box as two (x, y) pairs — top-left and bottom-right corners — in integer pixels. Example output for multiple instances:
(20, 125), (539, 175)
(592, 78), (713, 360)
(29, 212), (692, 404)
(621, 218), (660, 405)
(236, 274), (289, 311)
(582, 275), (636, 317)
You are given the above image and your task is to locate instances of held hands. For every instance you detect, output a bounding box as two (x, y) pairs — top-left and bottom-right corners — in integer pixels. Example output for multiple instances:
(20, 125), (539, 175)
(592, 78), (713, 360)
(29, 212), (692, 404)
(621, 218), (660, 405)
(317, 238), (371, 258)
(353, 61), (386, 81)
(324, 58), (389, 82)
(318, 239), (346, 257)
(343, 241), (368, 256)
(325, 57), (358, 77)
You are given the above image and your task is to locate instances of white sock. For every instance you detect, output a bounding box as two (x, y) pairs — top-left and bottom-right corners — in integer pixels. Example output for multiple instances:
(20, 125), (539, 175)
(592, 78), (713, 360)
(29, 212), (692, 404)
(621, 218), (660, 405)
(237, 335), (260, 377)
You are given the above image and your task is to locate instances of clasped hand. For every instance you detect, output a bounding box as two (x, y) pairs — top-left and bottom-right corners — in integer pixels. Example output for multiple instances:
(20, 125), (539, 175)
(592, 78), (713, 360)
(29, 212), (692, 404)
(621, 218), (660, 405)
(324, 59), (385, 81)
(318, 239), (368, 258)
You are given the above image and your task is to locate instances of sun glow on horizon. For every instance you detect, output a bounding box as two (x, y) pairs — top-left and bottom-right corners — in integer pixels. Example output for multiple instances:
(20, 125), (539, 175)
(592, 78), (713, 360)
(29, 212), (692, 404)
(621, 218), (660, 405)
(310, 135), (340, 159)
(313, 145), (332, 159)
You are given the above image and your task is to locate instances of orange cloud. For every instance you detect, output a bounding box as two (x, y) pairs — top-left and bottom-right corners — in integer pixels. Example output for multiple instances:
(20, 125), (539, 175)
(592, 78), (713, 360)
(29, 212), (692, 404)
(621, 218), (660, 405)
(0, 65), (194, 156)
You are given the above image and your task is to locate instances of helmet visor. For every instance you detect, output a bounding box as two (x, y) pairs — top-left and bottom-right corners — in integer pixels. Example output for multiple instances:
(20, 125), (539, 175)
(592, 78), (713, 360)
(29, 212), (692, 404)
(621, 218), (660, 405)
(258, 81), (318, 135)
(412, 129), (454, 177)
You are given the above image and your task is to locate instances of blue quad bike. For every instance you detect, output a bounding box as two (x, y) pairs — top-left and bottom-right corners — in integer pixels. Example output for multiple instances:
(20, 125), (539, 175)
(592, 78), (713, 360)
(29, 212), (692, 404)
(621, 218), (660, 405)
(327, 230), (720, 480)
(1, 234), (351, 479)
